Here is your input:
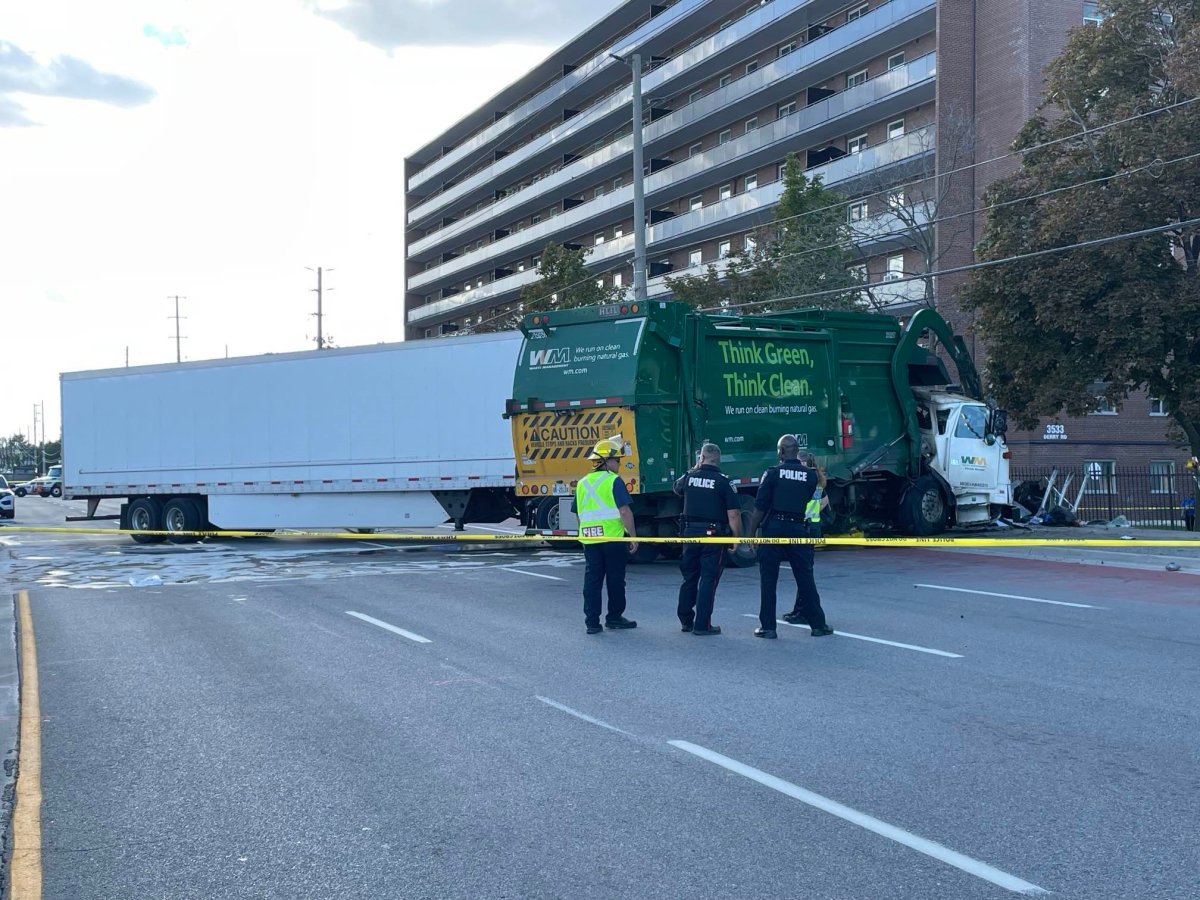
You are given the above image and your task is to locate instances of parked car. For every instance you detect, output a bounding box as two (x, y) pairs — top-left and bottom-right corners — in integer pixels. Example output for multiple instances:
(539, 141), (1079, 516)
(0, 476), (14, 519)
(13, 480), (32, 497)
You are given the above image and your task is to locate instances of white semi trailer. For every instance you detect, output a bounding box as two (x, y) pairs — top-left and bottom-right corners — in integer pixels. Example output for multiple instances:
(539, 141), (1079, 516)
(61, 332), (522, 543)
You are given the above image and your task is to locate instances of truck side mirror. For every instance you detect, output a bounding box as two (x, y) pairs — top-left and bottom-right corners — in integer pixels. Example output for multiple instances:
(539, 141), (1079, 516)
(990, 409), (1009, 436)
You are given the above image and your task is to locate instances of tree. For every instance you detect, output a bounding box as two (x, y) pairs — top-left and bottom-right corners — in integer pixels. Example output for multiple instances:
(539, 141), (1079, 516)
(471, 242), (623, 333)
(960, 0), (1200, 456)
(665, 153), (860, 312)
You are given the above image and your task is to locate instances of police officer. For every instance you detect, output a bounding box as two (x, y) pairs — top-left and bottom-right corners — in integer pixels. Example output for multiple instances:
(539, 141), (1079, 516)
(575, 436), (638, 635)
(748, 436), (832, 639)
(673, 443), (742, 636)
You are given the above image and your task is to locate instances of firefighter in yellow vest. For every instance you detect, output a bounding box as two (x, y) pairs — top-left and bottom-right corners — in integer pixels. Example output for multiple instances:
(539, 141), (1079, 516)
(574, 436), (639, 635)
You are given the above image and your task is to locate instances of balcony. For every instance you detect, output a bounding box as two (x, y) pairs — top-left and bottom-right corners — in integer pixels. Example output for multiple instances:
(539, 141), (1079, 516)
(406, 127), (935, 325)
(407, 0), (720, 194)
(409, 51), (937, 261)
(407, 0), (934, 229)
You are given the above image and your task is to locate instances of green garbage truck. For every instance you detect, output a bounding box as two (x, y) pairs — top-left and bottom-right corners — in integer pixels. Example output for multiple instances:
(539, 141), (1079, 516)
(505, 300), (1014, 562)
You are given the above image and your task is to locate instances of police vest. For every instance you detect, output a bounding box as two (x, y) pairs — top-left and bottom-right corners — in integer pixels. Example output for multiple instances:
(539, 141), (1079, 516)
(766, 462), (817, 515)
(576, 471), (624, 543)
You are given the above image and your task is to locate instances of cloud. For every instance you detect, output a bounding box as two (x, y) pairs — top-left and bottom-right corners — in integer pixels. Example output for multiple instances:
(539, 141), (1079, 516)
(0, 40), (156, 126)
(310, 0), (625, 48)
(143, 24), (189, 47)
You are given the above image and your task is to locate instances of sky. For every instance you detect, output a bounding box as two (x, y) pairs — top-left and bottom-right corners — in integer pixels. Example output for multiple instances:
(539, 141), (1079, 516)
(0, 0), (624, 443)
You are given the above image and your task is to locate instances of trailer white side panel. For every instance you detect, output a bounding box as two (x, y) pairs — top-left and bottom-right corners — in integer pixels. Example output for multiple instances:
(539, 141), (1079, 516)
(206, 492), (449, 530)
(62, 332), (521, 496)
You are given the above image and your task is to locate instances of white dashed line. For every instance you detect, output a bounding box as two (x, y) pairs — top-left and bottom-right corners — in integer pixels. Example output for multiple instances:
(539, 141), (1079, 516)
(914, 584), (1104, 609)
(669, 741), (1048, 895)
(345, 611), (432, 644)
(535, 696), (632, 736)
(740, 615), (963, 658)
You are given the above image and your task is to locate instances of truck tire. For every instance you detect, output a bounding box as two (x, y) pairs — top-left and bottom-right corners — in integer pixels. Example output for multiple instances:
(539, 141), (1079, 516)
(657, 521), (682, 560)
(628, 521), (660, 564)
(51, 484), (62, 498)
(901, 476), (948, 536)
(726, 496), (758, 568)
(128, 498), (165, 544)
(163, 497), (203, 544)
(535, 497), (561, 531)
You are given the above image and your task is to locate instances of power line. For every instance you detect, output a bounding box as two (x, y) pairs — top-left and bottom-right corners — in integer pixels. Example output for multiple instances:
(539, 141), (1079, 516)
(704, 216), (1200, 315)
(451, 96), (1200, 335)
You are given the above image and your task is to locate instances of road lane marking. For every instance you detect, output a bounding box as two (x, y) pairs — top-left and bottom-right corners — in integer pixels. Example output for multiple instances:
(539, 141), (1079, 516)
(499, 567), (565, 581)
(535, 696), (632, 736)
(914, 584), (1104, 609)
(740, 616), (962, 658)
(345, 611), (432, 644)
(12, 590), (44, 899)
(668, 741), (1048, 896)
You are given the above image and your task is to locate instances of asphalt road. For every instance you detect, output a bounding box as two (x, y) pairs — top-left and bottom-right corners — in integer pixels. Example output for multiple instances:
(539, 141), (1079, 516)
(3, 500), (1199, 899)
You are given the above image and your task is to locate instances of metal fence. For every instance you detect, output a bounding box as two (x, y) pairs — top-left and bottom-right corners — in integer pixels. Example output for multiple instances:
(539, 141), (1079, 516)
(1011, 466), (1199, 529)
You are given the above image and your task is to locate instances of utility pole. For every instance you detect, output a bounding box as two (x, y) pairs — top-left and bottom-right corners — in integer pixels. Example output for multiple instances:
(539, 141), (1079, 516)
(125, 346), (129, 367)
(32, 403), (39, 470)
(612, 51), (649, 302)
(307, 267), (334, 349)
(167, 295), (187, 363)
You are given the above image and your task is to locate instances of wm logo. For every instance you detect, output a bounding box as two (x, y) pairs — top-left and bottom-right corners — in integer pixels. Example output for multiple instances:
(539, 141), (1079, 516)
(529, 347), (570, 367)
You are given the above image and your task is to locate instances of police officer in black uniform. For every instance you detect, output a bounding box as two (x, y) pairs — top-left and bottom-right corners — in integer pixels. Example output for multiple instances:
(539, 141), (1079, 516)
(674, 443), (742, 636)
(748, 436), (832, 639)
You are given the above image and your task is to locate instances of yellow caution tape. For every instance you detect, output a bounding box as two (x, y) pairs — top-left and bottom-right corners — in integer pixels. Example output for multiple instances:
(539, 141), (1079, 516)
(3, 525), (1200, 548)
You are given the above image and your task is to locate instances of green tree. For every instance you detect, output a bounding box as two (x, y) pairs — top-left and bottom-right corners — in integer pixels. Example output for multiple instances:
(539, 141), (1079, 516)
(961, 0), (1200, 455)
(665, 153), (860, 312)
(472, 242), (623, 333)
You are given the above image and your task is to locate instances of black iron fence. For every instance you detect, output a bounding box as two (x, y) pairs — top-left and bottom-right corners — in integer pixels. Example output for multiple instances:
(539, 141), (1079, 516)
(1011, 466), (1199, 529)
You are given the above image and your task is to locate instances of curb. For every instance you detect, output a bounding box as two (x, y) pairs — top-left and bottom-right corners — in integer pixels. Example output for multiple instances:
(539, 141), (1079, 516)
(0, 595), (19, 893)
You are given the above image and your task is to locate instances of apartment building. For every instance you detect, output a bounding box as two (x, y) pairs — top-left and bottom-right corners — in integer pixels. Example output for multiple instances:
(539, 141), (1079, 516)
(402, 0), (1191, 474)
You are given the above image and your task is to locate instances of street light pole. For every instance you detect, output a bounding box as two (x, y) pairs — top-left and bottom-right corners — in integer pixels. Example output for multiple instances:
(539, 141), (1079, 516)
(612, 51), (649, 302)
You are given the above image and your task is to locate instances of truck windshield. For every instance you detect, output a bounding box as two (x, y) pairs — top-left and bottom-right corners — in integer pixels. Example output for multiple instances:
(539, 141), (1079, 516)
(954, 405), (989, 440)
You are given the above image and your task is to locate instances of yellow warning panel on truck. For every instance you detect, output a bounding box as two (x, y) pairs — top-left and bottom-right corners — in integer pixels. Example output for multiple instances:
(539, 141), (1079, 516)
(512, 408), (642, 495)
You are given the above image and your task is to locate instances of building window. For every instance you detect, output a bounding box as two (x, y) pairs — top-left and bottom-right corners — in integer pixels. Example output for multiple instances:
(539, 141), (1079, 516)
(719, 184), (732, 201)
(531, 214), (541, 225)
(424, 328), (434, 338)
(594, 186), (605, 199)
(690, 195), (704, 211)
(888, 52), (905, 71)
(719, 240), (732, 259)
(613, 272), (624, 288)
(1085, 460), (1117, 494)
(719, 73), (733, 88)
(745, 61), (759, 75)
(847, 68), (869, 89)
(846, 3), (869, 21)
(777, 162), (787, 180)
(596, 279), (605, 288)
(719, 128), (732, 144)
(1149, 397), (1168, 416)
(517, 261), (527, 272)
(531, 255), (540, 268)
(1089, 395), (1117, 415)
(778, 41), (797, 57)
(849, 200), (868, 222)
(885, 253), (905, 281)
(689, 89), (703, 103)
(689, 141), (704, 157)
(745, 174), (759, 191)
(847, 134), (868, 154)
(1083, 2), (1104, 26)
(777, 101), (796, 119)
(689, 248), (703, 268)
(613, 177), (623, 190)
(1150, 460), (1176, 494)
(745, 117), (758, 133)
(595, 233), (606, 245)
(887, 118), (905, 140)
(745, 235), (757, 253)
(614, 227), (624, 238)
(887, 189), (906, 209)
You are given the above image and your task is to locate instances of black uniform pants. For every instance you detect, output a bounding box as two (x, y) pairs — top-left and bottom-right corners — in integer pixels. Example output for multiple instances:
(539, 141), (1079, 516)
(677, 525), (726, 630)
(758, 519), (827, 631)
(582, 541), (628, 626)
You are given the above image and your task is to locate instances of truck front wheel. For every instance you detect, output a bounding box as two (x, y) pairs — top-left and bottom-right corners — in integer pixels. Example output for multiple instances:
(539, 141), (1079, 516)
(901, 476), (948, 536)
(128, 498), (165, 544)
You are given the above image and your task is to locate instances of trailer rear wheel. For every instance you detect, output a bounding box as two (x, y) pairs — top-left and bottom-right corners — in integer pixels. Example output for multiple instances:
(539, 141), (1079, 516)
(901, 476), (948, 536)
(163, 497), (203, 544)
(128, 498), (165, 545)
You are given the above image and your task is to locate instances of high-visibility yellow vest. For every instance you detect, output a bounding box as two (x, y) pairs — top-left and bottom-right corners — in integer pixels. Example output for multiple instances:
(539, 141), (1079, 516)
(576, 471), (625, 543)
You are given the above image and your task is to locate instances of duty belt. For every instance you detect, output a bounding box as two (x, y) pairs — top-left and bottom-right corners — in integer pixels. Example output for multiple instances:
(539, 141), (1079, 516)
(768, 512), (808, 523)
